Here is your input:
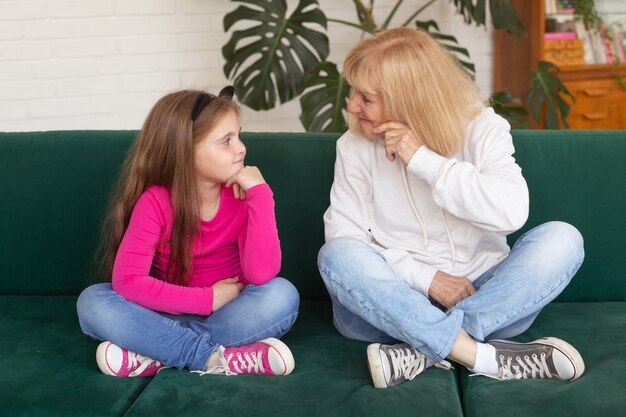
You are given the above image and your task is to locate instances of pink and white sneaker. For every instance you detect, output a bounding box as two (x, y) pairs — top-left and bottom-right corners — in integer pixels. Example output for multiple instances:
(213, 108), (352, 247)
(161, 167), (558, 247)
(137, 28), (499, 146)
(201, 338), (295, 376)
(96, 341), (166, 377)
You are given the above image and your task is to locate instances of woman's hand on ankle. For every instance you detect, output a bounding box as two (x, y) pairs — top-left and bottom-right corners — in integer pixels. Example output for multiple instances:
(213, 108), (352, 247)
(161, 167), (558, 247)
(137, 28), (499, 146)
(212, 277), (244, 311)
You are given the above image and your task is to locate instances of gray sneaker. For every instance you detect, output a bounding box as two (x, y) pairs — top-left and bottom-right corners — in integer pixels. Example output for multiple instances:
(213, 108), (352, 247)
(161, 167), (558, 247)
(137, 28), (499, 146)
(367, 343), (450, 388)
(489, 337), (585, 381)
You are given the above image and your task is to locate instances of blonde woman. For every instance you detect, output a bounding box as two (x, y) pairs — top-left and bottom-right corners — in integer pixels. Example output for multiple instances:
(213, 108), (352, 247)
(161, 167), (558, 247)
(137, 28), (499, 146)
(318, 28), (585, 388)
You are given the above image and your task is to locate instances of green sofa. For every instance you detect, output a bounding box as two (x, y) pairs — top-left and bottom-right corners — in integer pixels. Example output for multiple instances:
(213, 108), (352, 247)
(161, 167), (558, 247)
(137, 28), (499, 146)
(1, 129), (625, 417)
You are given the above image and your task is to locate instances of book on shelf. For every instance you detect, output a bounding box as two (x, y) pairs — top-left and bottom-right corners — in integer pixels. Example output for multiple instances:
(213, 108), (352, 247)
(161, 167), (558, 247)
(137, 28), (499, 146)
(545, 0), (576, 15)
(604, 33), (616, 64)
(590, 29), (608, 64)
(612, 26), (625, 62)
(544, 32), (577, 40)
(544, 12), (626, 66)
(556, 0), (576, 14)
(574, 20), (596, 64)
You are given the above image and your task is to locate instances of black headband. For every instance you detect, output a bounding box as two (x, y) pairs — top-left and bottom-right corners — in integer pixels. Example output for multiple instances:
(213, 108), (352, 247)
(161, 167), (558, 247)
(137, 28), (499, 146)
(191, 86), (235, 121)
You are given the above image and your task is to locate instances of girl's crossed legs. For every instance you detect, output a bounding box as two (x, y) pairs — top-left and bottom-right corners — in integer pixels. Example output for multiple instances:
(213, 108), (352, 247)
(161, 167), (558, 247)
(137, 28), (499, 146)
(77, 277), (299, 373)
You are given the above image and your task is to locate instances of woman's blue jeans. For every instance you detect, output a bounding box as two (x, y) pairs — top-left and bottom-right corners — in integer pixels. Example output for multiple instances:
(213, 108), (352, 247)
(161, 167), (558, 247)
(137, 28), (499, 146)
(77, 278), (299, 371)
(317, 221), (584, 363)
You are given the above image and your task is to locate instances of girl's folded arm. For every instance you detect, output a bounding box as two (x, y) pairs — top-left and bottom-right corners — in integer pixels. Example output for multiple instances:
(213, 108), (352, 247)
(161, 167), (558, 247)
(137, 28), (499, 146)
(237, 183), (281, 285)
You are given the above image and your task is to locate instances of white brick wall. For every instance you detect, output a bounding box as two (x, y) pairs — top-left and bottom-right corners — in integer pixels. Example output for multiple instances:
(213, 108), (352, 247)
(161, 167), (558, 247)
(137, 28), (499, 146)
(0, 0), (493, 132)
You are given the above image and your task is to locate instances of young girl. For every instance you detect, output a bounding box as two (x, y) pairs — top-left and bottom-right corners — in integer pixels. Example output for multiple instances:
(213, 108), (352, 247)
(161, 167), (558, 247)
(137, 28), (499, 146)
(77, 87), (300, 378)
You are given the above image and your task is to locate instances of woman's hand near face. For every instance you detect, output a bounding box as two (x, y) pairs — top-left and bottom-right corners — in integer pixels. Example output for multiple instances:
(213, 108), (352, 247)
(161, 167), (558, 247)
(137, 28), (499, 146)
(373, 122), (424, 166)
(225, 166), (266, 199)
(428, 270), (476, 310)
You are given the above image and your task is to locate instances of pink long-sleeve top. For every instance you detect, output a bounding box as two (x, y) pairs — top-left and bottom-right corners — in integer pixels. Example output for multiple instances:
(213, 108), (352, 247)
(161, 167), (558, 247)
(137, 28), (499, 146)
(111, 183), (281, 316)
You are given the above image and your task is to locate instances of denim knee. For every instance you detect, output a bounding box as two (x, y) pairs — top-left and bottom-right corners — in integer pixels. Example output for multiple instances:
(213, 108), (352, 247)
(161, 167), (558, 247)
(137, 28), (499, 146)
(551, 221), (584, 259)
(525, 221), (585, 269)
(246, 278), (300, 338)
(76, 283), (116, 339)
(319, 236), (362, 260)
(263, 277), (300, 320)
(318, 237), (369, 280)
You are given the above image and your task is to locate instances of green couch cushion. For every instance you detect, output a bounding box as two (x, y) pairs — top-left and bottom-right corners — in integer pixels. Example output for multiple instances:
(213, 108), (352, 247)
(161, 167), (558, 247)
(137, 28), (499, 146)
(0, 295), (151, 417)
(0, 297), (463, 417)
(460, 301), (626, 417)
(122, 300), (463, 417)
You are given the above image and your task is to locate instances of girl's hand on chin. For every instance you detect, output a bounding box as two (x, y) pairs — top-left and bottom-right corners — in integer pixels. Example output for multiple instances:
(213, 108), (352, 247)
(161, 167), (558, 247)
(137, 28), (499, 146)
(226, 166), (266, 199)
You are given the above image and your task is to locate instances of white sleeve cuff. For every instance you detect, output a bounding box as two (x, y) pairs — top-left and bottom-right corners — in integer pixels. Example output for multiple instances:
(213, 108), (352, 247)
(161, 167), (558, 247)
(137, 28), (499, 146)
(406, 145), (453, 185)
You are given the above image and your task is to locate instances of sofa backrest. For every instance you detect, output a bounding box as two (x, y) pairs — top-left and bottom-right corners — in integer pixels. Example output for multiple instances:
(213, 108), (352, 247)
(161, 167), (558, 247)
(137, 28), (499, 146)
(1, 130), (624, 302)
(509, 130), (626, 302)
(0, 131), (339, 299)
(1, 131), (134, 295)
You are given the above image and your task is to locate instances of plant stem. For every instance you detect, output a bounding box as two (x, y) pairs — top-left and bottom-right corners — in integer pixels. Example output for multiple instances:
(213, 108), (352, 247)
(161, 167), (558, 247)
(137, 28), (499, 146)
(262, 17), (288, 89)
(333, 74), (347, 128)
(354, 0), (377, 27)
(401, 0), (438, 27)
(382, 0), (404, 30)
(328, 18), (371, 32)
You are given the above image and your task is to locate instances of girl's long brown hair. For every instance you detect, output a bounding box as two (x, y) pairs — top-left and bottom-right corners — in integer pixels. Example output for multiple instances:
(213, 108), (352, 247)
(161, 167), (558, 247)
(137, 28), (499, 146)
(96, 90), (240, 285)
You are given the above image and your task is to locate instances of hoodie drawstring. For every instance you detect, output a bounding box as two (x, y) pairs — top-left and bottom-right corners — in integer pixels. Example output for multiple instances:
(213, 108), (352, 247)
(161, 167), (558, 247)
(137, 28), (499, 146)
(401, 165), (429, 246)
(441, 210), (457, 267)
(401, 164), (457, 265)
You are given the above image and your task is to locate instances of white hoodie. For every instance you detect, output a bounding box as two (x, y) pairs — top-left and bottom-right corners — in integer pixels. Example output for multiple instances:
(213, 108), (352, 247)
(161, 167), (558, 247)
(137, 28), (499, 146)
(323, 107), (529, 296)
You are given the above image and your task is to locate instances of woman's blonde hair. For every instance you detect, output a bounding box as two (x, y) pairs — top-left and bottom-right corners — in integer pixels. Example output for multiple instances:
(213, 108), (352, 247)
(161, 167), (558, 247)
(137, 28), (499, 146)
(97, 90), (240, 285)
(343, 27), (483, 156)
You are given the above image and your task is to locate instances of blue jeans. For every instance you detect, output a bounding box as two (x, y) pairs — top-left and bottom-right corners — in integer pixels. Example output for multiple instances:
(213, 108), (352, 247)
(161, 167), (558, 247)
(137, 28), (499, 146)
(77, 278), (299, 371)
(317, 222), (584, 363)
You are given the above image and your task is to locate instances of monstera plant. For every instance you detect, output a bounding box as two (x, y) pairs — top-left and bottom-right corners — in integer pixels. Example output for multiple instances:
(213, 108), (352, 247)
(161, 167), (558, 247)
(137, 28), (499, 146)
(527, 61), (575, 129)
(222, 0), (329, 112)
(221, 0), (568, 131)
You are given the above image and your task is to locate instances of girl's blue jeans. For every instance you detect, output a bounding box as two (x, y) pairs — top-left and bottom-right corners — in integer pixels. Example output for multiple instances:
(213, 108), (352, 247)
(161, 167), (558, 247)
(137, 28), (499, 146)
(77, 277), (299, 371)
(317, 221), (584, 363)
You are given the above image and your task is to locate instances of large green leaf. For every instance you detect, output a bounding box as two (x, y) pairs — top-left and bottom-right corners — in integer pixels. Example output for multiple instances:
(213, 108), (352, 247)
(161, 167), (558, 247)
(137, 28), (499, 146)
(490, 90), (529, 129)
(415, 20), (475, 78)
(222, 0), (329, 110)
(526, 61), (574, 129)
(450, 0), (524, 39)
(299, 61), (350, 132)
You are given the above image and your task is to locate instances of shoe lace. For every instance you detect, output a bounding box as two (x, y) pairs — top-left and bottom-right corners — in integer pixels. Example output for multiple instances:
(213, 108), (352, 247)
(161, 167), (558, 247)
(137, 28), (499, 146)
(227, 350), (265, 374)
(498, 353), (552, 380)
(127, 352), (162, 375)
(389, 347), (426, 381)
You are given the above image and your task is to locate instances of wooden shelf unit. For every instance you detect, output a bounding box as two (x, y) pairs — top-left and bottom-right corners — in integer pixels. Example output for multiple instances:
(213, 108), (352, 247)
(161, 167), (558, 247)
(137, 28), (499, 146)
(494, 0), (626, 129)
